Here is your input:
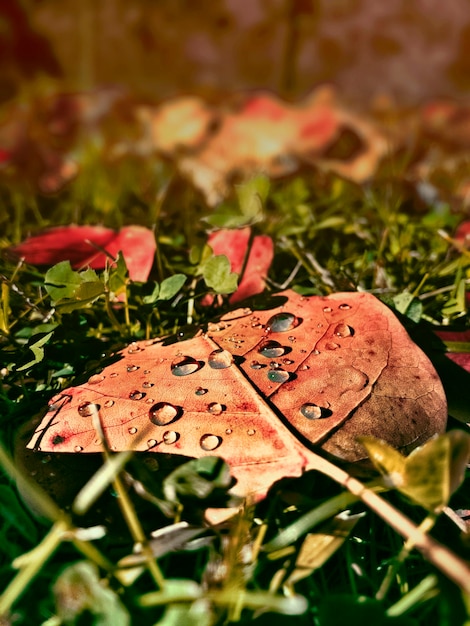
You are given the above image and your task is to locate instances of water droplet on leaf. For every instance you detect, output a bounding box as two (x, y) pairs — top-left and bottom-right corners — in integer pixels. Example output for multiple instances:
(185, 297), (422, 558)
(247, 429), (256, 436)
(207, 402), (224, 416)
(258, 340), (287, 358)
(78, 402), (100, 417)
(129, 390), (146, 401)
(128, 427), (138, 434)
(88, 374), (105, 384)
(334, 323), (354, 338)
(195, 386), (208, 395)
(300, 403), (332, 419)
(326, 342), (340, 350)
(250, 360), (265, 369)
(149, 402), (183, 425)
(171, 355), (201, 376)
(200, 434), (222, 451)
(147, 439), (157, 449)
(142, 381), (154, 388)
(74, 445), (83, 452)
(339, 303), (351, 310)
(163, 430), (179, 444)
(128, 342), (143, 354)
(266, 312), (299, 332)
(127, 365), (139, 372)
(104, 399), (114, 408)
(208, 348), (233, 369)
(267, 368), (290, 383)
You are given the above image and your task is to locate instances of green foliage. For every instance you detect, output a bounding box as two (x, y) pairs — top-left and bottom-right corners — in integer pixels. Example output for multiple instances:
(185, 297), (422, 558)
(204, 174), (269, 228)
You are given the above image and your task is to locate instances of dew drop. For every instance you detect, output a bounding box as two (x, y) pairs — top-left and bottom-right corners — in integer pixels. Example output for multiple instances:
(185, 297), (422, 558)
(128, 427), (138, 435)
(322, 306), (333, 313)
(163, 430), (179, 445)
(147, 439), (157, 449)
(208, 348), (233, 369)
(142, 381), (154, 388)
(207, 402), (224, 416)
(288, 335), (296, 342)
(334, 323), (354, 338)
(88, 374), (105, 384)
(325, 342), (340, 350)
(128, 342), (143, 354)
(195, 386), (208, 396)
(339, 303), (351, 310)
(127, 364), (139, 372)
(104, 399), (115, 408)
(267, 368), (290, 383)
(74, 445), (83, 452)
(258, 340), (286, 358)
(200, 434), (222, 451)
(300, 403), (332, 419)
(247, 429), (256, 436)
(300, 364), (311, 371)
(109, 372), (119, 378)
(78, 401), (100, 417)
(171, 355), (201, 376)
(250, 360), (265, 370)
(225, 428), (232, 435)
(129, 390), (146, 401)
(145, 398), (155, 404)
(149, 402), (183, 425)
(266, 312), (299, 332)
(282, 358), (294, 365)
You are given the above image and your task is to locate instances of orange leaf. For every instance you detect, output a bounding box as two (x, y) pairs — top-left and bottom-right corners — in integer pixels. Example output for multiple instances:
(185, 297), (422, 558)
(24, 290), (447, 503)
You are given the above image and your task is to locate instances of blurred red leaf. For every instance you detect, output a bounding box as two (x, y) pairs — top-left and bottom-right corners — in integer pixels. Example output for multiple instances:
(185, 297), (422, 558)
(434, 329), (470, 373)
(207, 227), (274, 303)
(9, 224), (156, 282)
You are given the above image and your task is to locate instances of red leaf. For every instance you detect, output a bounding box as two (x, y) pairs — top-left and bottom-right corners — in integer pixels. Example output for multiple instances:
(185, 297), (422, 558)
(434, 329), (470, 373)
(207, 228), (274, 303)
(9, 224), (156, 282)
(24, 290), (447, 505)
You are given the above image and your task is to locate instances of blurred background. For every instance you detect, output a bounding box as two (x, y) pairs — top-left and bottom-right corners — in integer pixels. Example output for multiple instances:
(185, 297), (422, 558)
(2, 0), (470, 106)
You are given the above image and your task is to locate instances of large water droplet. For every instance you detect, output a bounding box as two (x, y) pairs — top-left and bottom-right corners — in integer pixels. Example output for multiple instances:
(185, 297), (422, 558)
(300, 403), (332, 419)
(127, 364), (140, 372)
(149, 402), (183, 425)
(207, 402), (225, 416)
(195, 386), (208, 396)
(258, 340), (287, 358)
(335, 323), (354, 337)
(128, 342), (143, 354)
(171, 355), (201, 376)
(129, 390), (146, 401)
(267, 368), (290, 383)
(266, 312), (299, 332)
(78, 402), (100, 417)
(88, 374), (105, 384)
(334, 323), (354, 338)
(147, 439), (157, 449)
(208, 348), (233, 369)
(163, 430), (179, 445)
(200, 434), (222, 451)
(325, 341), (340, 350)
